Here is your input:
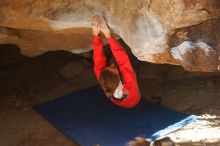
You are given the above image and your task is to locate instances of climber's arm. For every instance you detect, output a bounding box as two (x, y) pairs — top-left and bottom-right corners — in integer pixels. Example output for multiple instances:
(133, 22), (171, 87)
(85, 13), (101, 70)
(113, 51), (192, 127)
(108, 37), (140, 108)
(108, 37), (136, 84)
(93, 35), (107, 80)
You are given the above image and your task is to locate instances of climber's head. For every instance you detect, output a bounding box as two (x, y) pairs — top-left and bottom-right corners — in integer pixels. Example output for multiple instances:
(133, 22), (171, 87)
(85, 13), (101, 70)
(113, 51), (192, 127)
(99, 64), (120, 97)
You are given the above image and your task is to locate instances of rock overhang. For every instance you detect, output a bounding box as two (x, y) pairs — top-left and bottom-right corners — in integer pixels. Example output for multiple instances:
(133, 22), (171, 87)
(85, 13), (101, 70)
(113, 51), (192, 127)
(0, 0), (220, 72)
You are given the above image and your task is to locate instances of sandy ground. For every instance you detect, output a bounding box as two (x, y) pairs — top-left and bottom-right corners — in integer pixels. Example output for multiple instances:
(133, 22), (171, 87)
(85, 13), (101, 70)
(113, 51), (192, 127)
(0, 44), (220, 146)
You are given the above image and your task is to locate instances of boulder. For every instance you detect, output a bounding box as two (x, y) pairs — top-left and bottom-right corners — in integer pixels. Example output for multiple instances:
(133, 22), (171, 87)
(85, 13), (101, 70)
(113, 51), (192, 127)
(0, 0), (220, 71)
(59, 60), (85, 78)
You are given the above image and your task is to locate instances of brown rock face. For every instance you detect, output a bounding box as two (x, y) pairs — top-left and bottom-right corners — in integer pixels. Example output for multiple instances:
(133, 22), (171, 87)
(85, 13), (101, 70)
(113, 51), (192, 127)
(0, 0), (220, 72)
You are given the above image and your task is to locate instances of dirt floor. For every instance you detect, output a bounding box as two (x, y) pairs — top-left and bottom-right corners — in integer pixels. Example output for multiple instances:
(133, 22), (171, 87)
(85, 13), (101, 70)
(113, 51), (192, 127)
(0, 44), (220, 146)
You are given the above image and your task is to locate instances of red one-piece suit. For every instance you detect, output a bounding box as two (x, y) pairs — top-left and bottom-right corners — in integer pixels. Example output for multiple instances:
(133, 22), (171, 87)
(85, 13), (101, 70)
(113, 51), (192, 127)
(93, 35), (140, 108)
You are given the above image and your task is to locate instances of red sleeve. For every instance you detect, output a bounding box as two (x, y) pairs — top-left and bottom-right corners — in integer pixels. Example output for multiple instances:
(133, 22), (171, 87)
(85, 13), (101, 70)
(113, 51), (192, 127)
(93, 35), (107, 80)
(108, 37), (140, 108)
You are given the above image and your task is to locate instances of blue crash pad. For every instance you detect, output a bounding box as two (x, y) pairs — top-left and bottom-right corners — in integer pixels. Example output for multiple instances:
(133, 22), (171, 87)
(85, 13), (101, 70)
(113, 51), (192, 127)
(34, 85), (196, 146)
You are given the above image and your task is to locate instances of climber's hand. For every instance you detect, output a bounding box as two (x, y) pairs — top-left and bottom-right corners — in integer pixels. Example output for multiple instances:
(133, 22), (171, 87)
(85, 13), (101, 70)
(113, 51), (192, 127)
(99, 16), (111, 39)
(91, 15), (101, 36)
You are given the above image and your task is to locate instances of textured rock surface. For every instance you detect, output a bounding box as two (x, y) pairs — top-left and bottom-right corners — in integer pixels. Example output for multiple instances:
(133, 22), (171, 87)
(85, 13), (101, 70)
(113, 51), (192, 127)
(59, 60), (86, 78)
(0, 0), (220, 71)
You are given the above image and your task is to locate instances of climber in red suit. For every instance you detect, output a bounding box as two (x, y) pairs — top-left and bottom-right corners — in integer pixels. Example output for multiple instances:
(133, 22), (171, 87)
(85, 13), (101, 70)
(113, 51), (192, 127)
(91, 16), (140, 108)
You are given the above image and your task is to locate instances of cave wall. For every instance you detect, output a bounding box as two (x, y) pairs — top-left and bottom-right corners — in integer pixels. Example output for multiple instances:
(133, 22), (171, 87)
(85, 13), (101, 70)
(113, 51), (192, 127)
(0, 0), (220, 72)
